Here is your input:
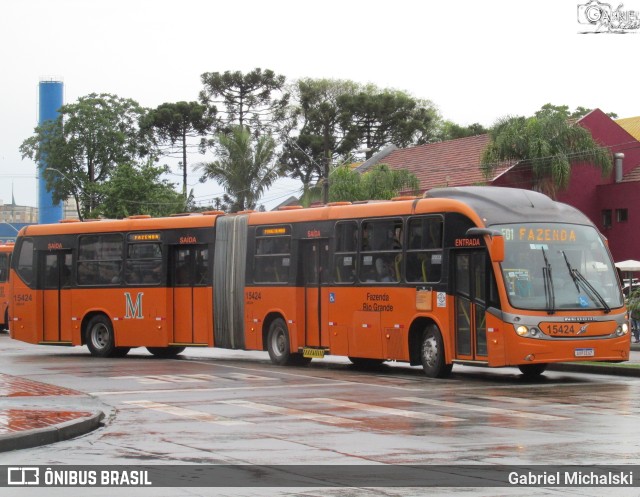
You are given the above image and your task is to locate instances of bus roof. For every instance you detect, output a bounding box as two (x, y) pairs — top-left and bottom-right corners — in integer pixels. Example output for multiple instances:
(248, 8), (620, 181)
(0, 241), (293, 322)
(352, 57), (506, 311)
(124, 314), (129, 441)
(242, 186), (590, 229)
(15, 187), (593, 238)
(424, 186), (592, 227)
(17, 214), (220, 237)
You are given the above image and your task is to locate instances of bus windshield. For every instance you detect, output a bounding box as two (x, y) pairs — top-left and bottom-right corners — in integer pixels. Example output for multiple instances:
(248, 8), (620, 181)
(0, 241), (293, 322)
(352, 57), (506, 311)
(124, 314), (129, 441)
(498, 223), (623, 312)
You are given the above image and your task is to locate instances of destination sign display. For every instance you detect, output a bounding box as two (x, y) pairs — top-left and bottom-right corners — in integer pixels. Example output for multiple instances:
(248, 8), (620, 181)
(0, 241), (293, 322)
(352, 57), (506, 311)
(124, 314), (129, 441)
(259, 226), (289, 236)
(128, 233), (161, 242)
(501, 227), (577, 243)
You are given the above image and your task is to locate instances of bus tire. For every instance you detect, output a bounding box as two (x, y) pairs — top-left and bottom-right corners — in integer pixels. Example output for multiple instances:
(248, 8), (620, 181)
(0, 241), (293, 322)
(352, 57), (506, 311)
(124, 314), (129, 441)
(267, 318), (294, 366)
(518, 363), (548, 377)
(147, 346), (186, 358)
(420, 325), (452, 378)
(86, 315), (117, 358)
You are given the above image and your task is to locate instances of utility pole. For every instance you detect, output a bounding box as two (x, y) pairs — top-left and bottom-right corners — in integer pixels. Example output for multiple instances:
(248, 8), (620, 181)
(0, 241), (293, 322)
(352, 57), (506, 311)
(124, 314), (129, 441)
(322, 124), (330, 204)
(322, 153), (330, 204)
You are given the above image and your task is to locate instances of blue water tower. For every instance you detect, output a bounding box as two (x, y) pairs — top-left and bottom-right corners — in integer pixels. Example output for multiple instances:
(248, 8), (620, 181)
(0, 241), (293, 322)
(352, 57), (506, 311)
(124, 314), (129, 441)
(38, 78), (64, 224)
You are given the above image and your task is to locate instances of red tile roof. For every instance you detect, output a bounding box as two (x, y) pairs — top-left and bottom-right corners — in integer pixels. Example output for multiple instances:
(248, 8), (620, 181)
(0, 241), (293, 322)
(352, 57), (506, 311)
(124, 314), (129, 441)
(358, 134), (513, 193)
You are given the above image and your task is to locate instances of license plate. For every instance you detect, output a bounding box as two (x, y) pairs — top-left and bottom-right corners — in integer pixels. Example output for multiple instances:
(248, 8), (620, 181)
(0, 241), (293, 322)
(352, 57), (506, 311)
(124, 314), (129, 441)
(574, 348), (594, 357)
(303, 348), (325, 358)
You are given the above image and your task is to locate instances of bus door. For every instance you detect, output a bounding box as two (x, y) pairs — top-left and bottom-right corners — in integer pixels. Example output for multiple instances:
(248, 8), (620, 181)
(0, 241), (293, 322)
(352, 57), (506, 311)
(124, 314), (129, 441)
(453, 251), (488, 361)
(300, 239), (328, 348)
(171, 245), (210, 345)
(40, 250), (72, 343)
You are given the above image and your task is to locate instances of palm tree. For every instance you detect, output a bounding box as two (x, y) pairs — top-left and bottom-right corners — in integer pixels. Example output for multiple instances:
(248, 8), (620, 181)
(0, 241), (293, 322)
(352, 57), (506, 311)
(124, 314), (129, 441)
(481, 109), (612, 198)
(197, 126), (280, 212)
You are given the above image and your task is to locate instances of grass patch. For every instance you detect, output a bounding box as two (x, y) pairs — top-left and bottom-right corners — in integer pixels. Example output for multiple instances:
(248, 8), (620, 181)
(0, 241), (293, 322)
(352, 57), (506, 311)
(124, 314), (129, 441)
(564, 361), (640, 369)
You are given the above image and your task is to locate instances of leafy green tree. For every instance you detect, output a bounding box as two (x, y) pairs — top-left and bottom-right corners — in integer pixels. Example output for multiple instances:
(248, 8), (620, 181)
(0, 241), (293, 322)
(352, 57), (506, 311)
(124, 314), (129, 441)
(481, 107), (613, 198)
(283, 79), (439, 203)
(281, 78), (360, 203)
(329, 164), (419, 202)
(339, 88), (439, 158)
(20, 93), (150, 220)
(141, 101), (214, 198)
(360, 164), (420, 200)
(196, 126), (280, 212)
(537, 103), (618, 120)
(199, 68), (290, 138)
(437, 121), (488, 141)
(93, 162), (185, 218)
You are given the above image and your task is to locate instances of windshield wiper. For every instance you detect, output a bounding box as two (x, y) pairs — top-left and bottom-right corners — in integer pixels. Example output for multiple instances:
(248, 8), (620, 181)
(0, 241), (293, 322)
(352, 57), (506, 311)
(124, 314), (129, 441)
(561, 251), (611, 314)
(541, 247), (555, 315)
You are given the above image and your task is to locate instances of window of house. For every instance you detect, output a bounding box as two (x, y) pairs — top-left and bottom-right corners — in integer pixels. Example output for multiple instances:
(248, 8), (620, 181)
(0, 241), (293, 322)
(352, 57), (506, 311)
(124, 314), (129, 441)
(602, 209), (612, 228)
(616, 208), (628, 223)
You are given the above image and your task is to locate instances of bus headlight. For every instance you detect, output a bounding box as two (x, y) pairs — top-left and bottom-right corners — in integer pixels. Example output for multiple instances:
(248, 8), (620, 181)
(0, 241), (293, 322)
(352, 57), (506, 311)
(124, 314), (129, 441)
(616, 324), (628, 336)
(515, 325), (529, 336)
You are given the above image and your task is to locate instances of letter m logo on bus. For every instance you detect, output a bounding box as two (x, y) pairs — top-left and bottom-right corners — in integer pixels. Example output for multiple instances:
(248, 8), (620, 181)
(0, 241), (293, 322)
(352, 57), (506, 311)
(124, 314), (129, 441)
(124, 292), (144, 319)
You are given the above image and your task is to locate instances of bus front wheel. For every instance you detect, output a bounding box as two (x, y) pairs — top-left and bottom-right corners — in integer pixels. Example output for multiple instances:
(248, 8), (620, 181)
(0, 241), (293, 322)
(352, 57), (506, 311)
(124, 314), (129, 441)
(420, 325), (452, 378)
(86, 315), (119, 358)
(518, 363), (548, 377)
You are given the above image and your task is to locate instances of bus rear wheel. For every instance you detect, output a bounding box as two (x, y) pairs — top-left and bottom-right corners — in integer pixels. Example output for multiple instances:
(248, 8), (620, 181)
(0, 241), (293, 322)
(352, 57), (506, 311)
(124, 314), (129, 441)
(518, 363), (548, 377)
(420, 325), (452, 378)
(86, 315), (119, 358)
(147, 346), (186, 358)
(267, 318), (309, 366)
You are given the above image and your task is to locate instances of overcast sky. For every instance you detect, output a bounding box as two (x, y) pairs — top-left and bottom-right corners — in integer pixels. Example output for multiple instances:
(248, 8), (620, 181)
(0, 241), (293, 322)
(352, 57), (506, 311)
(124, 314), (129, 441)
(1, 0), (638, 211)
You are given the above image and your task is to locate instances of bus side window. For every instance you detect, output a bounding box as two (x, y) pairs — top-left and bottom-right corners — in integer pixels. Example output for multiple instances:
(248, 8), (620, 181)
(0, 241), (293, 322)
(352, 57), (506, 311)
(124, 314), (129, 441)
(0, 254), (7, 282)
(359, 219), (402, 283)
(254, 235), (290, 284)
(126, 242), (162, 285)
(406, 216), (443, 283)
(195, 247), (209, 285)
(334, 221), (357, 284)
(78, 234), (123, 286)
(16, 239), (34, 285)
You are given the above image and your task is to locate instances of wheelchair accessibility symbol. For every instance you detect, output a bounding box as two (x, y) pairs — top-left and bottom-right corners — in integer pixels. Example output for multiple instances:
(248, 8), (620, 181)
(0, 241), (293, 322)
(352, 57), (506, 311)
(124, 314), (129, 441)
(329, 292), (335, 303)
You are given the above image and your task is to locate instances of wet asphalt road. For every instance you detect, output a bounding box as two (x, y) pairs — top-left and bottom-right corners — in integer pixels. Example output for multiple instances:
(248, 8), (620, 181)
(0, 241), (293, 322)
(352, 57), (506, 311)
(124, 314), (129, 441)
(1, 334), (639, 496)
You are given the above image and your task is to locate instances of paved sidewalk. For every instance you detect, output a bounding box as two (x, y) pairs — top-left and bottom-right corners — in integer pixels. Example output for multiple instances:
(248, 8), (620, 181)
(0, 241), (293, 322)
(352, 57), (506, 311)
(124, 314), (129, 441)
(0, 343), (637, 454)
(0, 373), (104, 453)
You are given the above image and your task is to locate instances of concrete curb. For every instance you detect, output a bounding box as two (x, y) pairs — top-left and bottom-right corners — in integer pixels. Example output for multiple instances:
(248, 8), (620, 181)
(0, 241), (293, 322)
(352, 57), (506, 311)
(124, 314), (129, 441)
(0, 410), (104, 453)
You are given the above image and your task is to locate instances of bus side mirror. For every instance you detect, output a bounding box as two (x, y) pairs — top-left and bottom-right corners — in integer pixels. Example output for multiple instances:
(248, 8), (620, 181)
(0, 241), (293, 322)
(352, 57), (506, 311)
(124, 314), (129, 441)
(466, 227), (504, 263)
(489, 235), (504, 263)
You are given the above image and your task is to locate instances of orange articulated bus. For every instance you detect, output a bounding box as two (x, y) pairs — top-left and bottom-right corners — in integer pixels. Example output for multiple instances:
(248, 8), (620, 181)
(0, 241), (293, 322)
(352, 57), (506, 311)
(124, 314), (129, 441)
(9, 187), (630, 377)
(9, 214), (219, 357)
(0, 242), (14, 330)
